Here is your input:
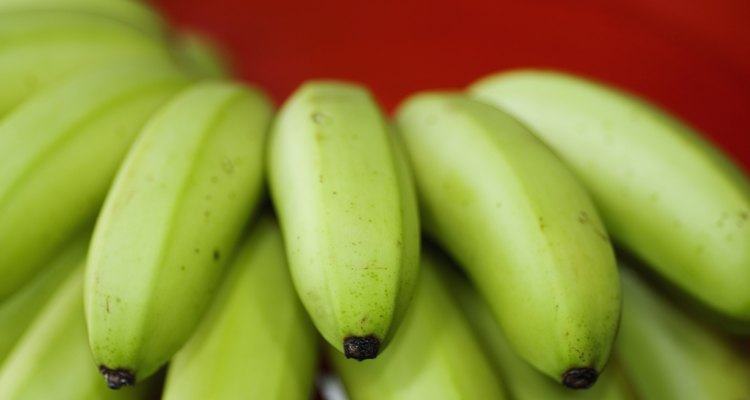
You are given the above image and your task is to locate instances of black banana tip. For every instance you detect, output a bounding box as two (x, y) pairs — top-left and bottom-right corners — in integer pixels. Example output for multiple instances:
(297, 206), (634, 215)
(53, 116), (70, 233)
(99, 366), (135, 390)
(343, 335), (381, 361)
(562, 367), (598, 389)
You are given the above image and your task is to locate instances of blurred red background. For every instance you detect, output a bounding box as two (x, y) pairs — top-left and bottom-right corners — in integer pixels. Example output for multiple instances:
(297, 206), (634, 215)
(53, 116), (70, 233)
(152, 0), (750, 171)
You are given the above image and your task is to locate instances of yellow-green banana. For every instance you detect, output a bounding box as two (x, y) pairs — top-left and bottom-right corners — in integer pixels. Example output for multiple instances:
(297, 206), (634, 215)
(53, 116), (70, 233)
(449, 258), (634, 399)
(616, 266), (750, 399)
(0, 0), (165, 36)
(0, 10), (175, 116)
(470, 70), (750, 324)
(176, 31), (232, 79)
(0, 231), (89, 363)
(267, 81), (420, 360)
(395, 92), (620, 388)
(330, 249), (506, 400)
(85, 81), (273, 388)
(0, 60), (191, 301)
(162, 215), (318, 400)
(0, 265), (158, 400)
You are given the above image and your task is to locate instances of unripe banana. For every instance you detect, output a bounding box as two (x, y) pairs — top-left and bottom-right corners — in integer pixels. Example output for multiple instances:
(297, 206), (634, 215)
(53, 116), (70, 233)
(85, 81), (273, 388)
(162, 215), (318, 400)
(0, 60), (191, 301)
(0, 231), (89, 363)
(176, 31), (232, 79)
(616, 266), (750, 399)
(267, 81), (420, 360)
(395, 93), (620, 388)
(0, 265), (158, 400)
(330, 249), (507, 400)
(0, 10), (175, 116)
(0, 0), (165, 36)
(449, 259), (635, 400)
(470, 70), (750, 324)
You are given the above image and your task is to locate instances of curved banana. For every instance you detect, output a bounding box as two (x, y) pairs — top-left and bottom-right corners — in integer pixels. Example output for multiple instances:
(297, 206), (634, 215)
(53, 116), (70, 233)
(616, 266), (750, 399)
(0, 10), (175, 116)
(0, 0), (165, 36)
(449, 260), (635, 400)
(162, 216), (318, 400)
(0, 60), (191, 301)
(330, 249), (506, 400)
(0, 265), (158, 400)
(395, 92), (620, 388)
(85, 81), (273, 389)
(0, 231), (89, 363)
(267, 80), (420, 360)
(470, 70), (750, 324)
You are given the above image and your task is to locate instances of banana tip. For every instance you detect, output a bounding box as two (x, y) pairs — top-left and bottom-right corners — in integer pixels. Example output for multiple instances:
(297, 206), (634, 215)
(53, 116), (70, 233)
(343, 335), (380, 361)
(562, 367), (597, 389)
(99, 366), (135, 390)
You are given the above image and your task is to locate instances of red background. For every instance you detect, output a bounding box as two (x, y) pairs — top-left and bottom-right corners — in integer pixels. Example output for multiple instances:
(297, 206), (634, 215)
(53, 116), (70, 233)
(152, 0), (750, 171)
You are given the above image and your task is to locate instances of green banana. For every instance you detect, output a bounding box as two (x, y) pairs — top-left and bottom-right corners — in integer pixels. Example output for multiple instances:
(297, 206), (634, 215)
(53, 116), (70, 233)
(162, 215), (318, 400)
(616, 266), (750, 399)
(395, 92), (620, 388)
(330, 249), (507, 400)
(470, 70), (750, 324)
(0, 265), (158, 400)
(0, 59), (192, 302)
(176, 31), (232, 79)
(85, 81), (273, 388)
(449, 258), (634, 399)
(267, 80), (420, 360)
(0, 0), (165, 36)
(0, 231), (89, 363)
(0, 10), (175, 116)
(0, 60), (191, 302)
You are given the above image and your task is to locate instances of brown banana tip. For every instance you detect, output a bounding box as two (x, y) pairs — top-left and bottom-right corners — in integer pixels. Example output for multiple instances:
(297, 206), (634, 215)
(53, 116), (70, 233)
(562, 367), (598, 389)
(98, 366), (135, 390)
(343, 335), (380, 361)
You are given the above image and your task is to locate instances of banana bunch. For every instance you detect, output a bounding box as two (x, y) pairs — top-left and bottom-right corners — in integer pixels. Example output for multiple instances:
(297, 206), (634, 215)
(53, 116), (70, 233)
(1, 1), (750, 398)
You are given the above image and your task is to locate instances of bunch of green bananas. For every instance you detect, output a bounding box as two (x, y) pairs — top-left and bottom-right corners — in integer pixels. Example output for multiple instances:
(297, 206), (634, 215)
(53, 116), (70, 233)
(1, 1), (749, 399)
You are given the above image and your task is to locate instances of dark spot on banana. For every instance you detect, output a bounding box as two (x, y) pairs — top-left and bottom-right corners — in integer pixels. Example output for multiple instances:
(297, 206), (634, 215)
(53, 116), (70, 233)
(213, 249), (220, 261)
(578, 211), (588, 224)
(594, 227), (609, 242)
(311, 111), (328, 124)
(561, 367), (598, 389)
(343, 335), (380, 361)
(99, 366), (135, 390)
